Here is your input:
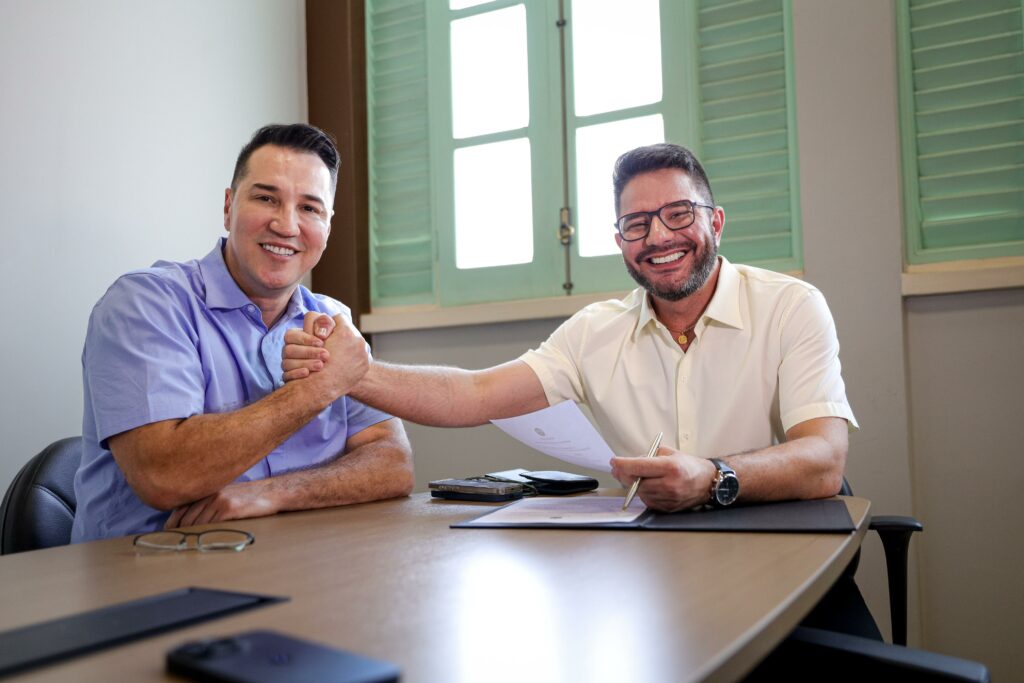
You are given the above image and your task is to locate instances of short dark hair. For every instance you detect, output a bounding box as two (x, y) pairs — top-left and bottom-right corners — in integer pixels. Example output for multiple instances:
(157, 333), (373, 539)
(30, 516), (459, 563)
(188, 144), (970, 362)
(612, 143), (714, 215)
(231, 123), (340, 195)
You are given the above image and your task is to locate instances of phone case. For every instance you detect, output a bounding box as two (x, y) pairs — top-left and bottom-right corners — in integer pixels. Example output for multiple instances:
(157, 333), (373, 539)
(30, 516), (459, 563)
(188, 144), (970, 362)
(166, 630), (400, 683)
(428, 478), (520, 494)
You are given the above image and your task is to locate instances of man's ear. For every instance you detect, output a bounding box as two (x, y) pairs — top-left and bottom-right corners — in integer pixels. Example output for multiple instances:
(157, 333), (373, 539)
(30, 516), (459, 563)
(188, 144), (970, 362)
(711, 206), (725, 246)
(614, 233), (623, 250)
(223, 188), (233, 231)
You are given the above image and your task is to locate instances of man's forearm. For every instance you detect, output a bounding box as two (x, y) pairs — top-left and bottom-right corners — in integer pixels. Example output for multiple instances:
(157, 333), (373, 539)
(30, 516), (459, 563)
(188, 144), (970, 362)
(164, 420), (414, 528)
(610, 417), (848, 512)
(263, 423), (414, 511)
(114, 373), (344, 510)
(349, 362), (480, 427)
(350, 360), (547, 428)
(724, 422), (847, 503)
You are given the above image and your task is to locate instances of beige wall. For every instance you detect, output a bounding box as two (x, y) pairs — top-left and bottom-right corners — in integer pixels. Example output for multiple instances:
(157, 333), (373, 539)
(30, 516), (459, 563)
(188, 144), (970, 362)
(790, 0), (919, 649)
(373, 1), (1021, 679)
(905, 288), (1024, 676)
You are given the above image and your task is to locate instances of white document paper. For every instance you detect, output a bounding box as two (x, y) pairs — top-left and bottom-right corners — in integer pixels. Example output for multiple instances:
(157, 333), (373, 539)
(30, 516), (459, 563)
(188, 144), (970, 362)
(490, 401), (615, 472)
(472, 495), (646, 525)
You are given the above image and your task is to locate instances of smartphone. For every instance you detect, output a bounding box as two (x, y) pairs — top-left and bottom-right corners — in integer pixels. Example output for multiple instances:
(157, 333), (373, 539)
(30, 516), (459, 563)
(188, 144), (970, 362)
(166, 630), (400, 683)
(428, 478), (524, 502)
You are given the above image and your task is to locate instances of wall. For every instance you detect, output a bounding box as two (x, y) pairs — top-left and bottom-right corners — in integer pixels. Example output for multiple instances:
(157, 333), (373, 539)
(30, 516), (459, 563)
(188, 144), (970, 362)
(0, 0), (308, 491)
(790, 0), (918, 647)
(905, 288), (1024, 676)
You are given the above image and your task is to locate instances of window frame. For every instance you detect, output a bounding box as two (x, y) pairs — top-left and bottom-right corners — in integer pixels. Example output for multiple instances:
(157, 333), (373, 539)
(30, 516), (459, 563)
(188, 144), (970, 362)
(365, 0), (805, 314)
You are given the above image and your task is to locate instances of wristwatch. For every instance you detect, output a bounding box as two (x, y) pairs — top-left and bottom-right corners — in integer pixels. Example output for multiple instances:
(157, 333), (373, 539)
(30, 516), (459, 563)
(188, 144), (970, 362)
(708, 458), (740, 507)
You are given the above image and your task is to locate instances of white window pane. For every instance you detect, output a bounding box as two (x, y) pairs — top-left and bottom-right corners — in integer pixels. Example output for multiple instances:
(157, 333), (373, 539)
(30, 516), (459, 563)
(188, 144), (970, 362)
(571, 0), (662, 117)
(454, 138), (533, 269)
(576, 115), (664, 258)
(451, 6), (529, 139)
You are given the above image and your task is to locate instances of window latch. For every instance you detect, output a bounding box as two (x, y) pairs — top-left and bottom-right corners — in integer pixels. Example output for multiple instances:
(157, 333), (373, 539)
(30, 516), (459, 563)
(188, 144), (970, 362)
(559, 207), (575, 246)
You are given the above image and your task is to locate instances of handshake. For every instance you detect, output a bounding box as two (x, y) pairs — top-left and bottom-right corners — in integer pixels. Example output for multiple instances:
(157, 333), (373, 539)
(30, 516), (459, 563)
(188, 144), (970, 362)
(282, 312), (369, 394)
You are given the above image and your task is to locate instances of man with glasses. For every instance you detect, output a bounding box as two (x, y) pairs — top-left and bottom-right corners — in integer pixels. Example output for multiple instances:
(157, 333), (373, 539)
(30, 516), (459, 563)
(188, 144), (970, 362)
(71, 124), (413, 542)
(285, 143), (855, 516)
(285, 142), (876, 638)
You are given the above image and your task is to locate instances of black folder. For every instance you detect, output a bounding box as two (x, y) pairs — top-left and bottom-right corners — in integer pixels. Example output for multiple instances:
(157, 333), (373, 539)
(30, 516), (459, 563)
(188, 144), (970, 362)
(452, 498), (856, 533)
(0, 586), (286, 677)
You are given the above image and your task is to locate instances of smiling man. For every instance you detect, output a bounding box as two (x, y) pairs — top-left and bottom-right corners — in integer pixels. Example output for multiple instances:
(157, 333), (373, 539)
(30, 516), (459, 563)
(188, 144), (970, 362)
(72, 124), (413, 542)
(282, 142), (877, 638)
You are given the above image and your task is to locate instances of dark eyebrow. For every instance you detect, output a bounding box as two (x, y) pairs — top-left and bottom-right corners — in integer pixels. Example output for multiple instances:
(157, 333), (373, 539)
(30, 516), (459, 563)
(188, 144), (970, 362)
(251, 183), (326, 209)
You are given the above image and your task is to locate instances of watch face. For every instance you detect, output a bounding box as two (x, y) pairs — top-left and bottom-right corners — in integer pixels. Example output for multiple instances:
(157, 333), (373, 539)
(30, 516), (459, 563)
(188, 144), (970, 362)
(716, 474), (740, 505)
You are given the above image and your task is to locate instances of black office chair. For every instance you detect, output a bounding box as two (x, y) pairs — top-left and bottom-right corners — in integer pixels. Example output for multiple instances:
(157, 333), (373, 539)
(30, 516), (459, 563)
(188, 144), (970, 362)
(0, 437), (82, 554)
(747, 478), (990, 682)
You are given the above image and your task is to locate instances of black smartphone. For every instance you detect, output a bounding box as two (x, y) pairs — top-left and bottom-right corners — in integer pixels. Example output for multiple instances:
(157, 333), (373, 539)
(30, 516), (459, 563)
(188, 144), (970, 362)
(428, 478), (524, 502)
(166, 630), (400, 683)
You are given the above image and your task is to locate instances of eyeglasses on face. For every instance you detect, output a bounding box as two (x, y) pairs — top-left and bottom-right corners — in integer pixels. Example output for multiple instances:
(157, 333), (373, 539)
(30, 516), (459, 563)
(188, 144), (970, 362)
(132, 529), (255, 552)
(615, 199), (715, 242)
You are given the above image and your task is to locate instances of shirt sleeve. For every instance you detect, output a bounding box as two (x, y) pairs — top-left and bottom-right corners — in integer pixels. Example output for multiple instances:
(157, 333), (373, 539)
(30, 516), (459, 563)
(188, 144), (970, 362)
(777, 288), (859, 433)
(519, 312), (588, 406)
(83, 273), (205, 446)
(340, 396), (396, 438)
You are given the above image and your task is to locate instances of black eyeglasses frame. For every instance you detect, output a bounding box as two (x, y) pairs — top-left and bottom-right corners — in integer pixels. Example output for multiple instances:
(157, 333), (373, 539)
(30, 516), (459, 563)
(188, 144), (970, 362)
(615, 199), (716, 242)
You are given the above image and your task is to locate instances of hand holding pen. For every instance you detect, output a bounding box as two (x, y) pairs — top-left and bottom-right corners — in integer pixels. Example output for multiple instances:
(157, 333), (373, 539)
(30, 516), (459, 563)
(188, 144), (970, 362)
(622, 432), (663, 511)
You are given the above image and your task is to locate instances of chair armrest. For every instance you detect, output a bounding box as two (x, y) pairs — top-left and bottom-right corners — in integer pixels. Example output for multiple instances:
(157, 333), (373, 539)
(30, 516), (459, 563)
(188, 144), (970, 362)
(869, 515), (923, 533)
(780, 627), (990, 682)
(868, 515), (922, 646)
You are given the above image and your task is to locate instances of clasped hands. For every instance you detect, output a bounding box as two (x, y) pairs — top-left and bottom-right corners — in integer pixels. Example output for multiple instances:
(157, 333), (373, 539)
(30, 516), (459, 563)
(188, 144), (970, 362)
(280, 312), (365, 383)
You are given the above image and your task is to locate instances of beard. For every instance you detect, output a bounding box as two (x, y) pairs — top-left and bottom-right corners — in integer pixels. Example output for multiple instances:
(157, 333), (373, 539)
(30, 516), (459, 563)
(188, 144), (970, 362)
(623, 230), (719, 302)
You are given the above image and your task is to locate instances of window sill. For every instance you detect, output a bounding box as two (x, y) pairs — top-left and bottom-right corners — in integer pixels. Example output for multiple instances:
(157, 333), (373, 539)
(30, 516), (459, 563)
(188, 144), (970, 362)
(361, 260), (1024, 333)
(902, 256), (1024, 297)
(361, 290), (632, 334)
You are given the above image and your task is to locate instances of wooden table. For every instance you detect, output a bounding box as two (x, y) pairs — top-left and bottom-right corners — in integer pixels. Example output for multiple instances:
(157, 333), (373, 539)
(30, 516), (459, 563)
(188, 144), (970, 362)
(0, 493), (869, 682)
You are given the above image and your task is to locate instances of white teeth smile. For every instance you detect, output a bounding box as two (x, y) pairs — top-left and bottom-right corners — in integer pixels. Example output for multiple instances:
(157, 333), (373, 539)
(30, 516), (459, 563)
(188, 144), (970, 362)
(650, 251), (685, 265)
(262, 244), (295, 256)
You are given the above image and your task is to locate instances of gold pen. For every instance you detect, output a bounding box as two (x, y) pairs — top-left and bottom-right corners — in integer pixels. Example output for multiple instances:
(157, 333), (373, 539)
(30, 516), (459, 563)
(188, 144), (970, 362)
(622, 431), (663, 511)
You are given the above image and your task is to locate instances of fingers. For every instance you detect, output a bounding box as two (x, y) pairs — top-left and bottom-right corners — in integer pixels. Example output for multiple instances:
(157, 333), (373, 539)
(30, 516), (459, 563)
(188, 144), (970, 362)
(174, 495), (215, 528)
(284, 327), (326, 350)
(164, 506), (185, 530)
(283, 342), (328, 361)
(302, 312), (335, 339)
(282, 367), (312, 382)
(610, 455), (675, 480)
(283, 323), (331, 382)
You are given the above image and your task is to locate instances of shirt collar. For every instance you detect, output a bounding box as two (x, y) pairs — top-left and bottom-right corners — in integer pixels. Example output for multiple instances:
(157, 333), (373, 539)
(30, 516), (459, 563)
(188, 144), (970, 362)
(633, 256), (745, 339)
(703, 256), (744, 330)
(198, 238), (311, 322)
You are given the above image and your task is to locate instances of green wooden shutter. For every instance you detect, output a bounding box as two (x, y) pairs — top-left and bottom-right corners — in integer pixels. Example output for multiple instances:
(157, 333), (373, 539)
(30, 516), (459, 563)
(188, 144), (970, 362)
(898, 0), (1024, 265)
(367, 0), (436, 306)
(695, 0), (802, 272)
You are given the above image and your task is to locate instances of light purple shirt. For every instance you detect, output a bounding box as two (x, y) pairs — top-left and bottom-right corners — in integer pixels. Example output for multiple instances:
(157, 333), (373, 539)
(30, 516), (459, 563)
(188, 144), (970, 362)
(72, 239), (392, 541)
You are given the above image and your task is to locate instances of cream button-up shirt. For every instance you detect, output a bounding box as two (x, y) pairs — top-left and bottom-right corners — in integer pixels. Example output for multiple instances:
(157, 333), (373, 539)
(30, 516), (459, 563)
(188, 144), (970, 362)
(520, 257), (858, 460)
